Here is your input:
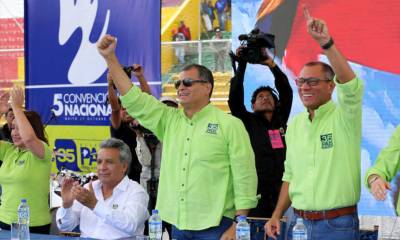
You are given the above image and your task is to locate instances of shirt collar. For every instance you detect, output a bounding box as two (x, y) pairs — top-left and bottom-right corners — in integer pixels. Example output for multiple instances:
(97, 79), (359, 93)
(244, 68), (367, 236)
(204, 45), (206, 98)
(180, 103), (214, 122)
(93, 175), (130, 193)
(308, 100), (335, 119)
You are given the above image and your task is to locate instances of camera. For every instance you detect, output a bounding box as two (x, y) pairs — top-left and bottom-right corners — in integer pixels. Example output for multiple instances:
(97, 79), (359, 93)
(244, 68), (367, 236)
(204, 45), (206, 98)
(123, 66), (134, 78)
(238, 28), (275, 63)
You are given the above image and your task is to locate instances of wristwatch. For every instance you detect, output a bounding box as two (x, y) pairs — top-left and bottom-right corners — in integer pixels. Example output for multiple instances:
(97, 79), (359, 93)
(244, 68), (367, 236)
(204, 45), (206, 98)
(321, 37), (334, 50)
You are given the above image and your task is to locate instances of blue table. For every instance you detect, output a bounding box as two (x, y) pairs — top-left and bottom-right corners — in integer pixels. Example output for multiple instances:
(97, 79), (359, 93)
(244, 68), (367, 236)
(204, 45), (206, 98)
(0, 230), (92, 240)
(0, 230), (143, 240)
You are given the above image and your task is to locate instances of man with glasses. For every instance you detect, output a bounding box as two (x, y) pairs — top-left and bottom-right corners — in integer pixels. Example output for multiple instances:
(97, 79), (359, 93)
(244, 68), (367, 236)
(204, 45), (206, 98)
(265, 6), (364, 239)
(97, 35), (258, 240)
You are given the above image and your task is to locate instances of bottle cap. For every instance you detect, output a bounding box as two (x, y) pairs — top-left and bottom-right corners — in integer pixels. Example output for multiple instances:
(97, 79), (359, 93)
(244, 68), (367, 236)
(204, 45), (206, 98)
(152, 209), (159, 214)
(238, 215), (246, 221)
(21, 199), (27, 203)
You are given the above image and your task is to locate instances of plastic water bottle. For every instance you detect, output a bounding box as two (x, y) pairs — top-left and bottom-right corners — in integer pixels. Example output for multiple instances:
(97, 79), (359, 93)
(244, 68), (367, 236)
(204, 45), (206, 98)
(236, 215), (250, 240)
(148, 209), (162, 240)
(17, 199), (30, 240)
(292, 218), (307, 240)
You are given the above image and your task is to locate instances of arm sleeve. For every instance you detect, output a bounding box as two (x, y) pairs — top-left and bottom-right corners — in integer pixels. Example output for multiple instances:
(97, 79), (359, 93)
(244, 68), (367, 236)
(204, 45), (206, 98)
(136, 135), (152, 167)
(56, 201), (83, 232)
(365, 126), (400, 188)
(272, 65), (293, 123)
(228, 118), (258, 209)
(228, 61), (250, 120)
(120, 86), (176, 141)
(92, 188), (149, 235)
(282, 122), (294, 182)
(335, 76), (364, 124)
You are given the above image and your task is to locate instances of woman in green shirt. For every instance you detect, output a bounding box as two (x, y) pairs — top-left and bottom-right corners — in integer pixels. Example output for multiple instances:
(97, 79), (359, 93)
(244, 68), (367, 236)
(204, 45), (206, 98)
(0, 87), (52, 234)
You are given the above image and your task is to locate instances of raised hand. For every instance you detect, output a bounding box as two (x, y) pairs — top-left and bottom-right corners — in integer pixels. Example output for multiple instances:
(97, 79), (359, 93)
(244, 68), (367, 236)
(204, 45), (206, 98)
(303, 5), (331, 46)
(0, 91), (10, 114)
(10, 86), (24, 110)
(61, 178), (77, 208)
(97, 34), (117, 58)
(132, 64), (144, 78)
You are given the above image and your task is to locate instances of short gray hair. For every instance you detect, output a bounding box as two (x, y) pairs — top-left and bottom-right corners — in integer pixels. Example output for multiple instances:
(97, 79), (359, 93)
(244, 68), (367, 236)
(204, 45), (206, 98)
(99, 138), (132, 175)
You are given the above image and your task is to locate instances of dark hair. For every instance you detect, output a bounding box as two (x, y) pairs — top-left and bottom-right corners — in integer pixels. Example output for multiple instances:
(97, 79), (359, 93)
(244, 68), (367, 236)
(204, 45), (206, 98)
(304, 61), (335, 80)
(24, 110), (48, 144)
(182, 64), (214, 97)
(3, 108), (13, 118)
(251, 86), (279, 106)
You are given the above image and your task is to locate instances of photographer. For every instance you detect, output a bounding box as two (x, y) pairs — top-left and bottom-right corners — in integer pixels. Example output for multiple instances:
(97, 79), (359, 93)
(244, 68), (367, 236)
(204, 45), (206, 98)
(108, 64), (152, 183)
(228, 45), (293, 218)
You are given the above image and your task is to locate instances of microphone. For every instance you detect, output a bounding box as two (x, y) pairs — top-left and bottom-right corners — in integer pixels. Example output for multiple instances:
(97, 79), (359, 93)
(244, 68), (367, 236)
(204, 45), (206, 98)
(44, 108), (57, 128)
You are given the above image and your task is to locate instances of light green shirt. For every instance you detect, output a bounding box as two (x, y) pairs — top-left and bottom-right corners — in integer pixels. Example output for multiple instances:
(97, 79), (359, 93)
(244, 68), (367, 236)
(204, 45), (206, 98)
(121, 86), (258, 230)
(0, 141), (52, 226)
(365, 125), (400, 215)
(283, 76), (364, 211)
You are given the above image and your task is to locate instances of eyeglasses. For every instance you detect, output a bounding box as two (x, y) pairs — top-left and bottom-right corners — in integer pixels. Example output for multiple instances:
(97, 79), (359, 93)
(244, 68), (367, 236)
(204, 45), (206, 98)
(174, 78), (209, 89)
(295, 77), (332, 87)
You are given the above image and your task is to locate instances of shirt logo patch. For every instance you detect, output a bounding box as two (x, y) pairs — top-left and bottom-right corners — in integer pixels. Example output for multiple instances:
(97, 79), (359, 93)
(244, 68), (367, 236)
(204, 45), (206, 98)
(112, 204), (118, 209)
(16, 159), (26, 166)
(320, 133), (333, 149)
(206, 123), (219, 134)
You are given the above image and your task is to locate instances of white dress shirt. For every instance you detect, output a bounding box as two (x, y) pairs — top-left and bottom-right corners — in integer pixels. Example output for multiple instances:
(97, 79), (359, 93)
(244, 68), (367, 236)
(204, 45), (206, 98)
(56, 176), (149, 239)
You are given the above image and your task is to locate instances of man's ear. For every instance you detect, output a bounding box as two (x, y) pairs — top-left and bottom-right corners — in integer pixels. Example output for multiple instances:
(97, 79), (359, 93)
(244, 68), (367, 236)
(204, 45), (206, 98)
(206, 83), (213, 97)
(329, 81), (336, 92)
(123, 162), (129, 174)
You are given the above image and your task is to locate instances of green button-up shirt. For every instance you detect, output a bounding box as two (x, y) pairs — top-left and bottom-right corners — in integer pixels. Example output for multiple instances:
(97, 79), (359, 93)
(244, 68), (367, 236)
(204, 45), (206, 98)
(121, 86), (258, 230)
(365, 125), (400, 215)
(282, 76), (364, 211)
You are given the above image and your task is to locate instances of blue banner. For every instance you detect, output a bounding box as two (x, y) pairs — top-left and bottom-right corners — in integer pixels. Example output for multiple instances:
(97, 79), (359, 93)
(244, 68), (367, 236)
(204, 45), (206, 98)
(25, 0), (161, 126)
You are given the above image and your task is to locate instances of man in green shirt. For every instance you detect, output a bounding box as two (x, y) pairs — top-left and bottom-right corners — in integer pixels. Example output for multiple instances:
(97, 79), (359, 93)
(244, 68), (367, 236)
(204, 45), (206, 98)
(365, 125), (400, 215)
(97, 35), (258, 239)
(265, 7), (364, 240)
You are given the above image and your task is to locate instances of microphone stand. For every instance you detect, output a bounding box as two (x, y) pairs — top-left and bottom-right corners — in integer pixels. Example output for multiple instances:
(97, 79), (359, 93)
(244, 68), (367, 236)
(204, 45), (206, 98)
(148, 143), (158, 211)
(44, 110), (57, 128)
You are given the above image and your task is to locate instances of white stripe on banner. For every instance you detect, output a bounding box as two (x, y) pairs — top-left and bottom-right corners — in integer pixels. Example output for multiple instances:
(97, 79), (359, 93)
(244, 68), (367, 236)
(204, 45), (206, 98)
(25, 82), (162, 89)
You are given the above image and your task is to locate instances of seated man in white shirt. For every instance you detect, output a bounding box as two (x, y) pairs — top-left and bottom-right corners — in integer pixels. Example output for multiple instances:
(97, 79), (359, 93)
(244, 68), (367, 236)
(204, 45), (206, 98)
(56, 138), (149, 239)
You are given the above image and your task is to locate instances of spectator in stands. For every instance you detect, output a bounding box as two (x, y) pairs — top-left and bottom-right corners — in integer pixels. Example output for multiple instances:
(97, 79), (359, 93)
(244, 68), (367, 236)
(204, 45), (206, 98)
(207, 0), (216, 27)
(108, 64), (152, 183)
(0, 87), (52, 234)
(201, 0), (213, 32)
(265, 7), (364, 239)
(0, 108), (13, 142)
(178, 20), (191, 41)
(215, 0), (228, 31)
(365, 125), (400, 215)
(211, 27), (228, 72)
(172, 29), (186, 64)
(97, 35), (258, 240)
(57, 138), (149, 239)
(228, 47), (293, 219)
